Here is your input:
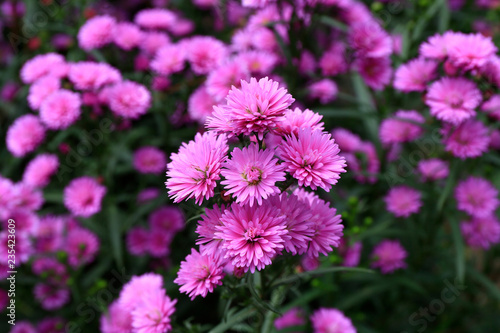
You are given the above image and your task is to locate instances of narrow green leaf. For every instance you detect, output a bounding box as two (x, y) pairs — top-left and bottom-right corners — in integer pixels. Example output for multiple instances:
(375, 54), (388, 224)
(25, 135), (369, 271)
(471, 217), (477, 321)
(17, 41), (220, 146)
(450, 219), (465, 284)
(411, 0), (443, 41)
(335, 283), (391, 310)
(351, 74), (379, 144)
(438, 0), (450, 32)
(272, 266), (374, 287)
(318, 15), (348, 32)
(468, 268), (500, 303)
(208, 307), (256, 333)
(247, 274), (281, 315)
(437, 161), (459, 213)
(108, 206), (124, 268)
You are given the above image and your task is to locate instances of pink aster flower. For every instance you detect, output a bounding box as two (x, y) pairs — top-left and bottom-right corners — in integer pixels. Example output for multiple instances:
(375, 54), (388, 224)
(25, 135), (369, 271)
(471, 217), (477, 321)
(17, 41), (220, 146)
(137, 188), (160, 204)
(119, 273), (164, 311)
(133, 146), (166, 174)
(66, 228), (99, 267)
(148, 230), (172, 257)
(278, 128), (347, 191)
(455, 176), (499, 218)
(235, 50), (278, 75)
(419, 31), (464, 60)
(481, 95), (500, 121)
(113, 22), (142, 50)
(294, 189), (344, 257)
(417, 158), (449, 181)
(131, 291), (177, 333)
(4, 209), (38, 235)
(68, 62), (121, 91)
(206, 77), (295, 139)
(442, 119), (490, 159)
(0, 289), (7, 312)
(6, 115), (46, 157)
(274, 307), (306, 331)
(186, 36), (228, 75)
(174, 248), (225, 300)
(39, 89), (81, 129)
(34, 283), (70, 310)
(134, 8), (177, 31)
(448, 33), (497, 71)
(196, 205), (227, 257)
(77, 15), (116, 51)
(340, 240), (363, 267)
(63, 177), (106, 218)
(425, 77), (482, 125)
(349, 22), (392, 58)
(100, 301), (133, 333)
(371, 239), (407, 274)
(277, 107), (325, 137)
(461, 216), (500, 249)
(394, 58), (437, 92)
(139, 32), (171, 55)
(215, 202), (288, 273)
(108, 81), (151, 119)
(9, 321), (36, 333)
(188, 86), (218, 123)
(10, 182), (43, 211)
(150, 44), (186, 76)
(356, 56), (393, 91)
(127, 227), (150, 256)
(27, 76), (60, 110)
(37, 318), (66, 333)
(221, 144), (285, 207)
(308, 79), (338, 104)
(166, 132), (228, 205)
(384, 186), (422, 218)
(311, 308), (356, 333)
(34, 215), (65, 252)
(0, 231), (32, 264)
(22, 154), (59, 188)
(149, 206), (184, 233)
(330, 128), (363, 152)
(319, 43), (348, 76)
(206, 60), (250, 101)
(20, 53), (67, 84)
(379, 110), (425, 145)
(32, 257), (66, 278)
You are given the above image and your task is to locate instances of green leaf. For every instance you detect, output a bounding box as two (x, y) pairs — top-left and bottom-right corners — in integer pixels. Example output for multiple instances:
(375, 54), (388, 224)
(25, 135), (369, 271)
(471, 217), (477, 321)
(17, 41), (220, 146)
(247, 273), (281, 315)
(351, 74), (379, 144)
(335, 283), (392, 310)
(208, 307), (256, 333)
(450, 219), (465, 284)
(318, 15), (348, 32)
(437, 161), (459, 213)
(438, 0), (450, 32)
(271, 266), (374, 287)
(411, 0), (443, 41)
(468, 268), (500, 303)
(108, 206), (124, 268)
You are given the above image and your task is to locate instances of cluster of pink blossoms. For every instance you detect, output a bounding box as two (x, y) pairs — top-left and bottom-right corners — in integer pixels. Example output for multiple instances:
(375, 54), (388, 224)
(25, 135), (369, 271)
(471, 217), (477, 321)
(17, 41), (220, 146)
(274, 306), (356, 333)
(166, 76), (347, 299)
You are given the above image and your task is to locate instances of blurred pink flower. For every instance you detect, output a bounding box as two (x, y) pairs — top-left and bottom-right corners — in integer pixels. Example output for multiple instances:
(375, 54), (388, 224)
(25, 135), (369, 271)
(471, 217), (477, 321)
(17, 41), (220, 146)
(39, 89), (82, 129)
(77, 15), (116, 50)
(108, 81), (151, 119)
(6, 115), (46, 157)
(113, 22), (142, 50)
(385, 186), (422, 218)
(63, 177), (106, 218)
(461, 216), (500, 249)
(443, 119), (490, 159)
(100, 301), (133, 333)
(455, 176), (499, 218)
(66, 228), (99, 267)
(417, 158), (450, 181)
(371, 239), (407, 274)
(27, 76), (60, 110)
(133, 146), (166, 174)
(131, 291), (177, 333)
(394, 58), (437, 92)
(311, 308), (356, 333)
(274, 307), (306, 331)
(379, 110), (425, 145)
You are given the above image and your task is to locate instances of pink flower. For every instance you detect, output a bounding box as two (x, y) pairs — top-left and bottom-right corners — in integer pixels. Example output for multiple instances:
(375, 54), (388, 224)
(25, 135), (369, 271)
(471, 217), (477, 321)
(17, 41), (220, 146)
(277, 107), (325, 136)
(100, 301), (133, 333)
(196, 205), (227, 257)
(308, 79), (338, 104)
(139, 32), (171, 55)
(77, 15), (116, 50)
(274, 307), (306, 331)
(27, 76), (60, 110)
(39, 89), (81, 129)
(0, 231), (32, 265)
(349, 22), (392, 58)
(150, 44), (186, 76)
(340, 240), (363, 267)
(4, 209), (38, 235)
(108, 81), (151, 119)
(417, 158), (449, 181)
(379, 110), (425, 145)
(455, 176), (499, 218)
(149, 206), (184, 233)
(6, 115), (46, 157)
(206, 60), (249, 101)
(66, 228), (99, 267)
(32, 257), (66, 278)
(134, 8), (177, 31)
(357, 56), (392, 91)
(221, 144), (285, 207)
(294, 189), (344, 257)
(311, 308), (356, 333)
(22, 154), (59, 188)
(113, 22), (142, 50)
(10, 182), (43, 211)
(38, 318), (66, 333)
(419, 31), (464, 59)
(127, 227), (150, 256)
(425, 77), (482, 125)
(371, 239), (407, 274)
(131, 291), (177, 333)
(174, 248), (225, 300)
(442, 119), (490, 159)
(35, 215), (65, 252)
(148, 231), (172, 257)
(319, 43), (348, 76)
(234, 50), (278, 75)
(298, 50), (317, 74)
(278, 128), (347, 191)
(133, 146), (166, 174)
(34, 283), (70, 310)
(20, 53), (67, 84)
(188, 86), (218, 123)
(385, 186), (422, 218)
(242, 0), (272, 7)
(215, 202), (288, 273)
(481, 94), (500, 120)
(9, 322), (36, 333)
(206, 77), (294, 139)
(331, 128), (363, 152)
(137, 188), (160, 204)
(63, 177), (106, 218)
(68, 62), (121, 91)
(448, 33), (497, 71)
(166, 132), (228, 205)
(461, 216), (500, 249)
(119, 273), (164, 312)
(186, 36), (228, 75)
(394, 58), (437, 92)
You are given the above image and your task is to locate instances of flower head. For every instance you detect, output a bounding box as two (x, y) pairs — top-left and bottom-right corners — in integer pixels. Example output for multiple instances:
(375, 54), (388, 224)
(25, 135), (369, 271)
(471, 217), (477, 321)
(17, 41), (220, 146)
(63, 177), (106, 218)
(371, 239), (407, 274)
(448, 33), (497, 71)
(126, 227), (150, 256)
(113, 22), (142, 50)
(108, 81), (151, 119)
(66, 228), (99, 267)
(20, 53), (67, 84)
(39, 89), (82, 129)
(394, 58), (437, 92)
(349, 22), (392, 58)
(196, 205), (227, 257)
(27, 76), (61, 110)
(274, 307), (306, 331)
(455, 176), (499, 218)
(68, 62), (121, 91)
(311, 308), (356, 333)
(22, 154), (59, 188)
(100, 301), (132, 333)
(308, 79), (338, 104)
(131, 291), (177, 333)
(149, 206), (184, 233)
(384, 186), (422, 218)
(133, 146), (166, 174)
(461, 216), (500, 249)
(34, 283), (70, 310)
(379, 110), (425, 145)
(134, 8), (177, 31)
(277, 107), (324, 137)
(356, 56), (392, 91)
(419, 31), (463, 59)
(186, 36), (228, 75)
(119, 273), (164, 312)
(443, 119), (490, 159)
(417, 158), (449, 181)
(150, 44), (186, 76)
(6, 115), (46, 157)
(188, 86), (218, 124)
(77, 15), (116, 50)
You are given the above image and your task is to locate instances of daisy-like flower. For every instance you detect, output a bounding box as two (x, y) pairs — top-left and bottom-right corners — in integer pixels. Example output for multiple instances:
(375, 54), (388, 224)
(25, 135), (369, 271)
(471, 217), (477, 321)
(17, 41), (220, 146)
(77, 15), (116, 51)
(278, 128), (346, 191)
(442, 119), (490, 159)
(308, 79), (338, 104)
(215, 202), (288, 273)
(461, 216), (500, 249)
(277, 107), (324, 136)
(481, 94), (500, 121)
(107, 81), (151, 119)
(166, 132), (228, 205)
(379, 110), (425, 145)
(39, 89), (82, 130)
(34, 283), (70, 310)
(27, 76), (60, 110)
(131, 291), (177, 333)
(234, 50), (278, 75)
(188, 86), (219, 124)
(150, 44), (186, 76)
(206, 60), (249, 101)
(100, 301), (133, 333)
(119, 273), (164, 312)
(371, 239), (407, 274)
(149, 206), (184, 234)
(393, 58), (437, 92)
(22, 154), (59, 188)
(206, 77), (294, 139)
(319, 43), (348, 77)
(455, 176), (499, 218)
(186, 36), (228, 75)
(65, 228), (99, 267)
(148, 231), (172, 257)
(134, 8), (177, 31)
(221, 144), (285, 207)
(330, 128), (363, 152)
(174, 248), (225, 300)
(417, 158), (449, 181)
(20, 53), (68, 84)
(112, 22), (142, 50)
(11, 182), (44, 211)
(349, 22), (393, 58)
(126, 227), (150, 256)
(139, 31), (171, 55)
(339, 240), (363, 267)
(419, 31), (464, 60)
(425, 77), (482, 125)
(196, 205), (227, 257)
(68, 62), (121, 91)
(5, 209), (39, 236)
(356, 56), (393, 91)
(311, 308), (356, 333)
(384, 186), (422, 218)
(133, 146), (166, 175)
(63, 177), (106, 218)
(274, 307), (306, 331)
(448, 33), (497, 71)
(6, 115), (46, 157)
